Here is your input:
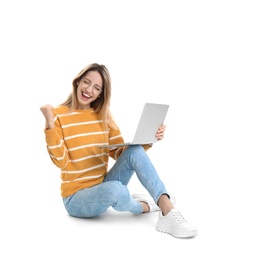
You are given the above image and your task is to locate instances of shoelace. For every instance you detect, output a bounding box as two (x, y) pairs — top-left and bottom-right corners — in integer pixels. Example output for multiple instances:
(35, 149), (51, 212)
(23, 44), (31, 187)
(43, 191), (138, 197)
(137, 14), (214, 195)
(172, 211), (187, 224)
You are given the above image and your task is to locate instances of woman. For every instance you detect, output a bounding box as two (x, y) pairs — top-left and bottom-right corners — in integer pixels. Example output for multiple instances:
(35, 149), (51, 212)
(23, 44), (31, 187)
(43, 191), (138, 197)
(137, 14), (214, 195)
(40, 63), (197, 238)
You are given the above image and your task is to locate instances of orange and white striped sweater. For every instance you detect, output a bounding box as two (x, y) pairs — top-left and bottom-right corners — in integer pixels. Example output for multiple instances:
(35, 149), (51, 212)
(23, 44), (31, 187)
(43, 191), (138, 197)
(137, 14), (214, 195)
(43, 105), (150, 198)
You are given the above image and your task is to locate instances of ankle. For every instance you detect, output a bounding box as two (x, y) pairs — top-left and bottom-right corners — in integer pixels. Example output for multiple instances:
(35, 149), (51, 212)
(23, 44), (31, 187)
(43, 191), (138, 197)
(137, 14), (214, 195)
(162, 206), (174, 216)
(158, 195), (174, 215)
(141, 202), (150, 213)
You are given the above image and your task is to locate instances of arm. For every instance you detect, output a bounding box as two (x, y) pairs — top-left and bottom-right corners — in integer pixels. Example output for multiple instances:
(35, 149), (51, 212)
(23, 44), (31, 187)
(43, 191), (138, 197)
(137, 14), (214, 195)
(40, 105), (69, 169)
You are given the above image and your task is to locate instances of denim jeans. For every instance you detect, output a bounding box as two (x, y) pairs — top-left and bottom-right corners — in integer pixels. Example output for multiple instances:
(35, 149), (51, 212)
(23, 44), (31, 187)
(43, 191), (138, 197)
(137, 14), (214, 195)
(63, 145), (169, 217)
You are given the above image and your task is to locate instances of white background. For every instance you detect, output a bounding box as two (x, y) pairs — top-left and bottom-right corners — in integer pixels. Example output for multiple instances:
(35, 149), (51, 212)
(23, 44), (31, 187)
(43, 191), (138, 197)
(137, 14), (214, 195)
(1, 0), (258, 259)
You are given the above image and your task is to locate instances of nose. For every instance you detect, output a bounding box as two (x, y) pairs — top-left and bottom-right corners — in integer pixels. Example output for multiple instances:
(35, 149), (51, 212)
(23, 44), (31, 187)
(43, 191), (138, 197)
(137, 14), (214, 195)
(85, 84), (93, 93)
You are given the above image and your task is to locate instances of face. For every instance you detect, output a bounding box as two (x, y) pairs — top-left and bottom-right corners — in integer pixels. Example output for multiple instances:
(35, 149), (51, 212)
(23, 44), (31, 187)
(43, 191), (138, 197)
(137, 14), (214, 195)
(76, 70), (103, 110)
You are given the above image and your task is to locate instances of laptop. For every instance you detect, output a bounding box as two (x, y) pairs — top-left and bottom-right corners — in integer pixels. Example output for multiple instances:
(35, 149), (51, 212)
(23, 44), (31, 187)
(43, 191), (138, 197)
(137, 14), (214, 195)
(98, 103), (169, 148)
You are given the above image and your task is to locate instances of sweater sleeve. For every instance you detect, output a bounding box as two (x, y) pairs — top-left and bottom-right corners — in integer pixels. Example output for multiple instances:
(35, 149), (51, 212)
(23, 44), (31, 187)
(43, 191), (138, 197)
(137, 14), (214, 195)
(44, 116), (69, 169)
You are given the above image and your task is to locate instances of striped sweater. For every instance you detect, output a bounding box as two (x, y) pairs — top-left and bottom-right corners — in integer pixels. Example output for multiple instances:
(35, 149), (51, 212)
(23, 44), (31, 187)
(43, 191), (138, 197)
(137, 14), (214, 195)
(43, 105), (150, 198)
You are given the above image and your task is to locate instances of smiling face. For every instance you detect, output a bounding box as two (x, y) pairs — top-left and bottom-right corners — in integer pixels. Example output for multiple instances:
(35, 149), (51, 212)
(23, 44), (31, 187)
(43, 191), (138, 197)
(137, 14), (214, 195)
(76, 70), (103, 110)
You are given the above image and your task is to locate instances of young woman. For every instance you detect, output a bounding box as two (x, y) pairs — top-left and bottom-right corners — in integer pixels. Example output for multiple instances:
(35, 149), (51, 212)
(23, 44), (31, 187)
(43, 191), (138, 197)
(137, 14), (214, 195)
(40, 63), (197, 238)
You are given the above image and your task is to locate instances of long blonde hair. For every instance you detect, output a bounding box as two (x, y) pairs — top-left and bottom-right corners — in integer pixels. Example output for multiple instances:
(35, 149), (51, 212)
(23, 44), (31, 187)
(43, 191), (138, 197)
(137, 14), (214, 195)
(61, 63), (117, 130)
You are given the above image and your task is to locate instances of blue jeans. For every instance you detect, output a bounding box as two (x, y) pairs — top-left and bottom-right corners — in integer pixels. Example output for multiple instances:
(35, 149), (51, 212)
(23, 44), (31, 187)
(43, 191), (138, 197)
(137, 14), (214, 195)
(63, 145), (169, 217)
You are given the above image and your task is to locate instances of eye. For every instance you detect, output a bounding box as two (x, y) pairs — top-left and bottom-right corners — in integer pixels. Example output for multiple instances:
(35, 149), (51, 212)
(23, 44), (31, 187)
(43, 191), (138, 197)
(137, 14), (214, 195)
(94, 86), (102, 92)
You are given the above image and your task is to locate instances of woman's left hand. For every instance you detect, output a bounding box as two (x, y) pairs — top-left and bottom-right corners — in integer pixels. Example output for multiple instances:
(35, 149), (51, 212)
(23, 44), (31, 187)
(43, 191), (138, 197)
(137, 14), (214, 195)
(156, 124), (166, 140)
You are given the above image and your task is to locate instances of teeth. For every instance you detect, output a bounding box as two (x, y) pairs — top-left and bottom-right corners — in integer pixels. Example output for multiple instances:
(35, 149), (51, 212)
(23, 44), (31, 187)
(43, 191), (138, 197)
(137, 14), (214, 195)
(82, 92), (91, 98)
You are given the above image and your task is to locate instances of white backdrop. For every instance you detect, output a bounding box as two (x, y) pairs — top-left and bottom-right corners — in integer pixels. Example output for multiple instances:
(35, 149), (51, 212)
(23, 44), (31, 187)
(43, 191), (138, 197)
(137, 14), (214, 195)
(1, 0), (257, 259)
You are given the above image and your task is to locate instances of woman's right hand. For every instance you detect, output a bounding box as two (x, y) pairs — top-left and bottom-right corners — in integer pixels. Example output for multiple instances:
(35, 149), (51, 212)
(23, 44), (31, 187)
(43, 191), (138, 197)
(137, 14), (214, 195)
(40, 104), (55, 129)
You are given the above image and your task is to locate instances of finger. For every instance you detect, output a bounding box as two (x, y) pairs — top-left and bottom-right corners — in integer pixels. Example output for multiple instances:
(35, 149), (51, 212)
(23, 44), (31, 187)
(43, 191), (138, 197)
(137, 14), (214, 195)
(160, 125), (166, 131)
(158, 125), (166, 132)
(155, 132), (164, 140)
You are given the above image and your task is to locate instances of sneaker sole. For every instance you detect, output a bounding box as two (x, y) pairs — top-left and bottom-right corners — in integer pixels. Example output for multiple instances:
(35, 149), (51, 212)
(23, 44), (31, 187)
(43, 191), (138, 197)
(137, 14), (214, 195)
(156, 222), (198, 238)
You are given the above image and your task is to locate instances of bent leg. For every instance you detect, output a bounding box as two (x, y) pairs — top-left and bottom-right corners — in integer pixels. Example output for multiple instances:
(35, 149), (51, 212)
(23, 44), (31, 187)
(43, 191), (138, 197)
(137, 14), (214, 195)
(63, 181), (143, 218)
(106, 145), (170, 204)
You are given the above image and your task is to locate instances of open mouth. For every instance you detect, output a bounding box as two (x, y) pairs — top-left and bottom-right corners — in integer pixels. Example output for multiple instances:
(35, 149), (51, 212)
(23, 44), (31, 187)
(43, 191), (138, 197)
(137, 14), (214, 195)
(81, 91), (92, 100)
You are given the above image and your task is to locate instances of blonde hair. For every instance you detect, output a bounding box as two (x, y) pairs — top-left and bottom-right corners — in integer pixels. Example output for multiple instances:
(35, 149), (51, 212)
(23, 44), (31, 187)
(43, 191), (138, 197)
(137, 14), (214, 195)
(61, 63), (117, 130)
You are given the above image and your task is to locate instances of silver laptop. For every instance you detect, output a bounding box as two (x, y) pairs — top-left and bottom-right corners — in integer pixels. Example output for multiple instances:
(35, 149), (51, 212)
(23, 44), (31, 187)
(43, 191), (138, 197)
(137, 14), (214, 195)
(99, 103), (169, 148)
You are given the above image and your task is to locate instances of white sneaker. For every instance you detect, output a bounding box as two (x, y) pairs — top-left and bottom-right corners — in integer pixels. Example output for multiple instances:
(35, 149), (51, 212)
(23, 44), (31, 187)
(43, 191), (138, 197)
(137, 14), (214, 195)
(132, 194), (160, 212)
(156, 209), (198, 238)
(132, 193), (176, 213)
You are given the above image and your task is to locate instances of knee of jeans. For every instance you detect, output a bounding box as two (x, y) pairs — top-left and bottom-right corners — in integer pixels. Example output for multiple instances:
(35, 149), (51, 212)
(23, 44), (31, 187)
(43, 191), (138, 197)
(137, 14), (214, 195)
(127, 145), (145, 157)
(127, 145), (146, 162)
(129, 144), (144, 152)
(109, 181), (128, 196)
(108, 181), (130, 205)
